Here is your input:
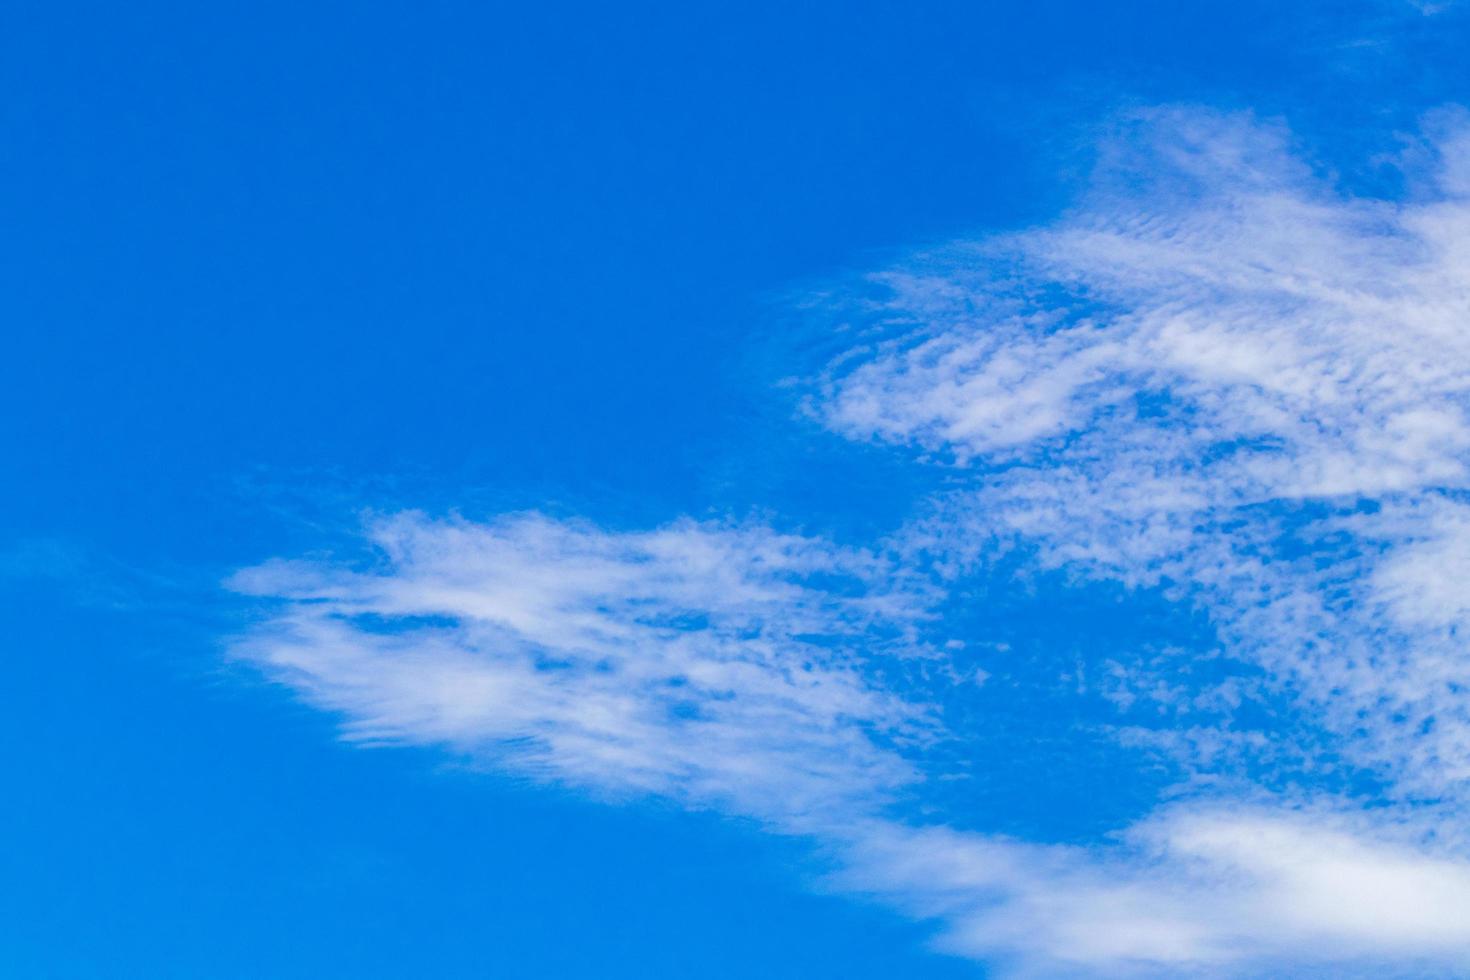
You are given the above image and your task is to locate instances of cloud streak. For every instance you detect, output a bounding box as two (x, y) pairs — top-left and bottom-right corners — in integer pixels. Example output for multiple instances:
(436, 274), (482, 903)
(230, 513), (929, 820)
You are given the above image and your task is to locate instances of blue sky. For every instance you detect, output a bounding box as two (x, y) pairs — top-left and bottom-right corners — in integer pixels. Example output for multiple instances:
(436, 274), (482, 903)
(10, 2), (1470, 977)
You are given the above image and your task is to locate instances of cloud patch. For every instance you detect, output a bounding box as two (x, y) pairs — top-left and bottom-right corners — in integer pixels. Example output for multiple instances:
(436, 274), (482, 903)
(230, 512), (929, 820)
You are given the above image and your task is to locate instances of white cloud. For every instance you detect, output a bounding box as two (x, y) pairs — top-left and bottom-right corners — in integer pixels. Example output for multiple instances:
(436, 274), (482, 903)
(843, 806), (1470, 977)
(1373, 499), (1470, 629)
(821, 113), (1470, 503)
(817, 107), (1470, 806)
(232, 109), (1470, 975)
(232, 512), (1470, 976)
(230, 512), (930, 819)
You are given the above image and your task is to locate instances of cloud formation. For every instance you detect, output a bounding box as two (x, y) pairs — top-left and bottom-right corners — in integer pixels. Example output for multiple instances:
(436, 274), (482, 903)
(233, 109), (1470, 976)
(231, 513), (928, 819)
(817, 108), (1470, 808)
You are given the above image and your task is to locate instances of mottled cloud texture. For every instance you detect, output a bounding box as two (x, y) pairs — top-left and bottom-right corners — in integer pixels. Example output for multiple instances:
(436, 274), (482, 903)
(232, 109), (1470, 977)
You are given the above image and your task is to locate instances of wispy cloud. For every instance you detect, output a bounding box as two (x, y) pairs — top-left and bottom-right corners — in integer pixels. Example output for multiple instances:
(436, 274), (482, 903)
(230, 512), (930, 820)
(840, 806), (1470, 977)
(232, 108), (1470, 975)
(818, 106), (1470, 803)
(230, 511), (1470, 976)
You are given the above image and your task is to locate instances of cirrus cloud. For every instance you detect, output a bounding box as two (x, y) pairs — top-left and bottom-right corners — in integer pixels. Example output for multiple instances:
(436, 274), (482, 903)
(232, 108), (1470, 976)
